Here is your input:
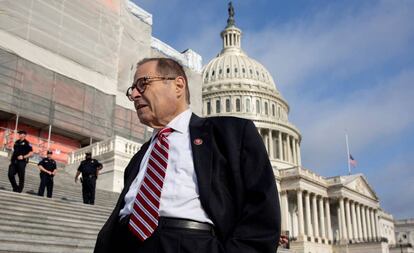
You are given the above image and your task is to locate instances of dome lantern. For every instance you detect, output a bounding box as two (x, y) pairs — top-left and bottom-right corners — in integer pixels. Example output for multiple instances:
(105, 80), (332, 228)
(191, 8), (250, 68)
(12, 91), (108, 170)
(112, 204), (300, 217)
(221, 1), (242, 54)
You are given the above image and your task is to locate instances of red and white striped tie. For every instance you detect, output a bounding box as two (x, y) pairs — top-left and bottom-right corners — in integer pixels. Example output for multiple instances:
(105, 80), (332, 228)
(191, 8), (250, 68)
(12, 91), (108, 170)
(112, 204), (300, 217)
(129, 127), (173, 241)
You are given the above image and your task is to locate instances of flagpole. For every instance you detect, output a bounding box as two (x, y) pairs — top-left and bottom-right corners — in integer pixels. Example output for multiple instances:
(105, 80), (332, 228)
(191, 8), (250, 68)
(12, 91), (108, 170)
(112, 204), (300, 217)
(346, 133), (351, 175)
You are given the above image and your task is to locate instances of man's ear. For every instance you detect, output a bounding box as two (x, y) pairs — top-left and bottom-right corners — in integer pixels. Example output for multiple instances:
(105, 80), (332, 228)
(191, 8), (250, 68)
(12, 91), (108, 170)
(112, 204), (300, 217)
(175, 76), (186, 98)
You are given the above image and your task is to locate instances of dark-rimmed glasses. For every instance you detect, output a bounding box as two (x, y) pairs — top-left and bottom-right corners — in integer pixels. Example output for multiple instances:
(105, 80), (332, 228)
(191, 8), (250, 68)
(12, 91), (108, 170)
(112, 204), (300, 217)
(126, 76), (176, 101)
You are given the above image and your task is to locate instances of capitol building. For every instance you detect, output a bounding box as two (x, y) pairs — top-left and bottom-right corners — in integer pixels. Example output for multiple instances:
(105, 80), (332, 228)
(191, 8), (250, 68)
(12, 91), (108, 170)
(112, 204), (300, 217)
(201, 3), (396, 253)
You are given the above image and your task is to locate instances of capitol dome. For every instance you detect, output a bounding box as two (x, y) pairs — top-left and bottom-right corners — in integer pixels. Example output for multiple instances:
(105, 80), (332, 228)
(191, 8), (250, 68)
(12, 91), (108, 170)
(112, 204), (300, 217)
(202, 2), (302, 169)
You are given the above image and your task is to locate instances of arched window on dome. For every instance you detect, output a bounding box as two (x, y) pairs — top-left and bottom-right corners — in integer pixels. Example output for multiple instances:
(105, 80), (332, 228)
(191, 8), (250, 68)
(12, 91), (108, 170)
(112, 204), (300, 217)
(216, 100), (221, 113)
(236, 98), (241, 112)
(246, 98), (250, 112)
(272, 104), (275, 116)
(256, 100), (261, 114)
(265, 102), (268, 115)
(212, 70), (215, 76)
(219, 69), (222, 75)
(226, 99), (230, 112)
(227, 68), (230, 74)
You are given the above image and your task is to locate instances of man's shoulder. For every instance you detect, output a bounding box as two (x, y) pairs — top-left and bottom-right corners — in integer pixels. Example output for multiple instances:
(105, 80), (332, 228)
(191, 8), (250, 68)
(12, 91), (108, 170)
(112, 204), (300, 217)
(201, 115), (253, 129)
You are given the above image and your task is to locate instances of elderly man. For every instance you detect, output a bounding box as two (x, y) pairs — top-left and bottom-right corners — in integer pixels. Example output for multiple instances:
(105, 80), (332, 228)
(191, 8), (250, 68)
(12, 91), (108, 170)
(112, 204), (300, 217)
(94, 58), (280, 253)
(8, 130), (33, 193)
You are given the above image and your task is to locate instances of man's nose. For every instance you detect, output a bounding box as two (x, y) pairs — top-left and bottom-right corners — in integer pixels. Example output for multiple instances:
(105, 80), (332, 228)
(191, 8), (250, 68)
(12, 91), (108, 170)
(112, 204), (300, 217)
(131, 87), (142, 100)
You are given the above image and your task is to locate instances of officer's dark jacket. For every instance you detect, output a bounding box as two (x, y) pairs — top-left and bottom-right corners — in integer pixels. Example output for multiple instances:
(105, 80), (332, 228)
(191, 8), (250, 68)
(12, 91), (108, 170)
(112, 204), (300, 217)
(11, 139), (33, 162)
(38, 158), (57, 175)
(78, 159), (102, 176)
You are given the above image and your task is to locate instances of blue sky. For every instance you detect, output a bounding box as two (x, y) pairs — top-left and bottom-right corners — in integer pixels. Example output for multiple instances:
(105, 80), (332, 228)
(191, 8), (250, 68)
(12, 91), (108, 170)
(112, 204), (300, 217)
(134, 0), (414, 219)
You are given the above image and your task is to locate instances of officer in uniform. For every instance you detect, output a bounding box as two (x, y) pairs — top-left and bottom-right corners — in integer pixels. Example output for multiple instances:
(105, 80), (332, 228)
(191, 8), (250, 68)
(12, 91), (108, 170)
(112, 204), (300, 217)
(75, 152), (102, 205)
(8, 130), (33, 192)
(37, 150), (57, 198)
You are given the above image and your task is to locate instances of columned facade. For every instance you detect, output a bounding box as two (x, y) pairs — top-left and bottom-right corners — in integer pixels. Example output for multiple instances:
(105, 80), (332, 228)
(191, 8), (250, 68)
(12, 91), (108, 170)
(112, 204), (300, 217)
(202, 3), (393, 253)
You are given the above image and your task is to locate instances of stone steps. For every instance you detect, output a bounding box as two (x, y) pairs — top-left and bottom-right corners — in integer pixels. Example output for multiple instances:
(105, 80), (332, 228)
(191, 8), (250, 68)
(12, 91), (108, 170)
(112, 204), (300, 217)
(0, 190), (110, 253)
(0, 156), (120, 253)
(0, 156), (120, 207)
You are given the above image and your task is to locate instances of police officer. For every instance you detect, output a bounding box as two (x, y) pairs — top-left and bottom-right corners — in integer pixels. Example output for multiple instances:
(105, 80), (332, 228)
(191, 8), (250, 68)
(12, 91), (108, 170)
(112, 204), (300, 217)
(37, 150), (57, 198)
(75, 152), (102, 205)
(8, 130), (33, 193)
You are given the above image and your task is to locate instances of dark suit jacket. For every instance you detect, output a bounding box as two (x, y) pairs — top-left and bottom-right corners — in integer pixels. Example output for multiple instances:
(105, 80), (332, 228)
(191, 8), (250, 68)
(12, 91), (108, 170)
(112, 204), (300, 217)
(94, 114), (281, 253)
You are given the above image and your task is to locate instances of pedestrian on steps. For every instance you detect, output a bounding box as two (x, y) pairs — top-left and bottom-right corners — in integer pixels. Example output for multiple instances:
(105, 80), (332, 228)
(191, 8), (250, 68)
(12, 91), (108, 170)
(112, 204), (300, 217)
(37, 150), (57, 198)
(75, 152), (102, 205)
(8, 130), (33, 193)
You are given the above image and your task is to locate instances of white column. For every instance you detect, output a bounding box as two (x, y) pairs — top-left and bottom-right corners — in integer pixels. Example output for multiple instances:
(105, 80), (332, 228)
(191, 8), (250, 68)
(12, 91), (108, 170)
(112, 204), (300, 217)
(297, 190), (305, 237)
(345, 199), (353, 241)
(351, 201), (359, 241)
(356, 204), (363, 241)
(325, 199), (333, 241)
(287, 135), (292, 163)
(374, 209), (380, 241)
(367, 208), (372, 241)
(292, 138), (298, 165)
(319, 197), (326, 240)
(297, 141), (302, 166)
(281, 191), (289, 232)
(278, 131), (283, 160)
(361, 205), (367, 241)
(269, 130), (274, 159)
(337, 207), (342, 240)
(339, 198), (348, 241)
(305, 192), (313, 237)
(312, 194), (320, 238)
(371, 209), (377, 240)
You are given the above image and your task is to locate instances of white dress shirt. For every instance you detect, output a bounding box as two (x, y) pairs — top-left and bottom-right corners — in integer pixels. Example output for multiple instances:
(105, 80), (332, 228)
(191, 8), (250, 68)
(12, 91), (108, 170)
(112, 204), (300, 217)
(119, 109), (213, 224)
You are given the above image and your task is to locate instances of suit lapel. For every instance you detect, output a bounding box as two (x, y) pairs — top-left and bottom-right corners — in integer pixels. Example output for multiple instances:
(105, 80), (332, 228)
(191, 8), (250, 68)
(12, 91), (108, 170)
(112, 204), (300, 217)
(189, 114), (213, 207)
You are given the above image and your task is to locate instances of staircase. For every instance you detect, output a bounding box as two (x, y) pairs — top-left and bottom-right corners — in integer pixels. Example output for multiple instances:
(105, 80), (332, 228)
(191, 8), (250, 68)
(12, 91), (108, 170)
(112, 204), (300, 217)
(0, 155), (120, 253)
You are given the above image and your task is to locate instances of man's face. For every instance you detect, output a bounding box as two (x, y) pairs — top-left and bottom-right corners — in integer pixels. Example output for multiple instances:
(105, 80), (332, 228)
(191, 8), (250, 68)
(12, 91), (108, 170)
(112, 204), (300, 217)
(47, 153), (52, 158)
(131, 61), (180, 128)
(19, 133), (26, 140)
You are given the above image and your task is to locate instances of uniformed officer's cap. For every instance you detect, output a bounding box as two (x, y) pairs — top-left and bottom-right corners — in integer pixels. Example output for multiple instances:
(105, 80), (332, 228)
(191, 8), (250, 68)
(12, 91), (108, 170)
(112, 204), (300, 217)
(17, 130), (27, 135)
(47, 150), (53, 154)
(85, 152), (92, 156)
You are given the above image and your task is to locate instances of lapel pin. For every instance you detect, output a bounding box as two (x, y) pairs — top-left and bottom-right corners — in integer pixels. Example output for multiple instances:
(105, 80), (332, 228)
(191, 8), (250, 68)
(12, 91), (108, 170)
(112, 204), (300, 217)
(194, 138), (203, 145)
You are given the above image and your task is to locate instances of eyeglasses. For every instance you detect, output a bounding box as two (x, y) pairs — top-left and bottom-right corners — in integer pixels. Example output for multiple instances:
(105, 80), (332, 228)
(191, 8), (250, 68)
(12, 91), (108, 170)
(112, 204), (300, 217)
(126, 76), (176, 101)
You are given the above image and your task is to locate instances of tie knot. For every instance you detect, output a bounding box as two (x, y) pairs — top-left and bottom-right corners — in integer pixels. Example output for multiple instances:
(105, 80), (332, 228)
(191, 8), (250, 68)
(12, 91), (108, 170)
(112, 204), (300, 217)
(157, 127), (173, 139)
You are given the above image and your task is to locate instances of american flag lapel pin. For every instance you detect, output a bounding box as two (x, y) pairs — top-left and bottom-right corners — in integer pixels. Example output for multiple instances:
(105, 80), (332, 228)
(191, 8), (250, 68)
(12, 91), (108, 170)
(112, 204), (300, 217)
(193, 138), (203, 145)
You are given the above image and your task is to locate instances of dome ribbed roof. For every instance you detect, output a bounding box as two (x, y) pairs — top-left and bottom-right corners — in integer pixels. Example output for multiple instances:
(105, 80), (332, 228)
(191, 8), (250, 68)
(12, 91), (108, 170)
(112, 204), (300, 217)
(202, 9), (278, 93)
(203, 52), (278, 91)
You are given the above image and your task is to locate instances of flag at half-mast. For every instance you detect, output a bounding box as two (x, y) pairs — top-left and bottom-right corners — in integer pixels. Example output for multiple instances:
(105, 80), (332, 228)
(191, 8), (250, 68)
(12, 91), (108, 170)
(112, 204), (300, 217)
(349, 154), (357, 168)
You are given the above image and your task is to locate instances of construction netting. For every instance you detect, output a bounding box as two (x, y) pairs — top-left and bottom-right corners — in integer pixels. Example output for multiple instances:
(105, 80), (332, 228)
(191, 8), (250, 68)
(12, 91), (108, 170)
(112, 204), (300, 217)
(0, 0), (155, 162)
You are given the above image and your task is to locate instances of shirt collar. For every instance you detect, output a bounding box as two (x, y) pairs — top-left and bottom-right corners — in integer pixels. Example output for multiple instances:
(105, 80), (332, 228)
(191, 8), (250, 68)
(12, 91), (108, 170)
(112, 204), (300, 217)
(151, 108), (192, 141)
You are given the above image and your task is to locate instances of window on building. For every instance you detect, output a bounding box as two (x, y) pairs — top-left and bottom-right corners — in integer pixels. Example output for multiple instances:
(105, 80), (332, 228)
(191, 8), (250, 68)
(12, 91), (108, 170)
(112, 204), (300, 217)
(219, 69), (222, 74)
(207, 101), (211, 115)
(216, 100), (221, 113)
(226, 99), (230, 112)
(242, 68), (246, 73)
(246, 98), (250, 112)
(236, 99), (241, 112)
(272, 104), (275, 116)
(227, 68), (230, 74)
(265, 102), (268, 115)
(212, 70), (215, 76)
(256, 100), (260, 114)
